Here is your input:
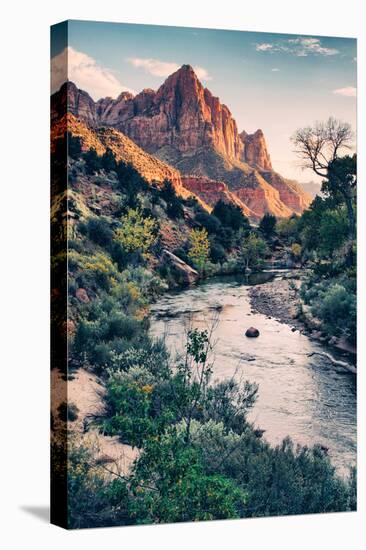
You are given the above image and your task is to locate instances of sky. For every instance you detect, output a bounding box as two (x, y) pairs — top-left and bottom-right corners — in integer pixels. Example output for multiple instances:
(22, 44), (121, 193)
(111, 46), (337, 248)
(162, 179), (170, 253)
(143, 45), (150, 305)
(51, 20), (357, 183)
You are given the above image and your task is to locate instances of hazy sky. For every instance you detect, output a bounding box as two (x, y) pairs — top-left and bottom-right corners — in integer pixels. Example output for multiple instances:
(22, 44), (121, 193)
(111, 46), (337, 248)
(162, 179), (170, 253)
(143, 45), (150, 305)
(51, 20), (357, 182)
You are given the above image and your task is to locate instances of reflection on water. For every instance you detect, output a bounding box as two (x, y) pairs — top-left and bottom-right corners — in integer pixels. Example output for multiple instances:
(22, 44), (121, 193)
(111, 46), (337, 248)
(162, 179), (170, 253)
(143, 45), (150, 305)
(149, 274), (356, 475)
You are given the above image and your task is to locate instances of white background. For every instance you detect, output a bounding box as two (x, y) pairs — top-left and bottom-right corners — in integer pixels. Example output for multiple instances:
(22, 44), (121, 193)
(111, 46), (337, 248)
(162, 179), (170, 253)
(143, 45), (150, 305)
(1, 0), (364, 548)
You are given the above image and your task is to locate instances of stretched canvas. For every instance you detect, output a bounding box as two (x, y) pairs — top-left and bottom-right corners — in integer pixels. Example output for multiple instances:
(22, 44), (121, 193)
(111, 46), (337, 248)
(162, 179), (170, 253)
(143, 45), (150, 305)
(51, 20), (357, 529)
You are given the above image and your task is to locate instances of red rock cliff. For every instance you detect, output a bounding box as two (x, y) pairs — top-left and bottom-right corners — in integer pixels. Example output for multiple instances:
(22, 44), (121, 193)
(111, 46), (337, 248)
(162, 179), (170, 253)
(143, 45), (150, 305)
(51, 71), (311, 219)
(239, 129), (272, 171)
(97, 65), (243, 159)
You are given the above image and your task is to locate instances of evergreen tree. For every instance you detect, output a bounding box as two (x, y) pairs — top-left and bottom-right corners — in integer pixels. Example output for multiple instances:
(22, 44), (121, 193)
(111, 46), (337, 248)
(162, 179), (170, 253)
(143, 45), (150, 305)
(259, 213), (277, 238)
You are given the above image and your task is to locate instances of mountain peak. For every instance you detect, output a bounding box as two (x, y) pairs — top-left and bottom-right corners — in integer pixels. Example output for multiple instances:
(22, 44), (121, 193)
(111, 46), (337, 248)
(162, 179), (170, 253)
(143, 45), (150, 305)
(240, 129), (272, 171)
(179, 64), (195, 72)
(160, 63), (200, 94)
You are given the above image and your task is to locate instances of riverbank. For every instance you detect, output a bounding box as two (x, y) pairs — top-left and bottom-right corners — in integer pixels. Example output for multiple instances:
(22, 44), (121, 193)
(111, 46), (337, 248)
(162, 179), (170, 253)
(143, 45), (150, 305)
(51, 368), (138, 476)
(248, 272), (356, 369)
(149, 273), (356, 474)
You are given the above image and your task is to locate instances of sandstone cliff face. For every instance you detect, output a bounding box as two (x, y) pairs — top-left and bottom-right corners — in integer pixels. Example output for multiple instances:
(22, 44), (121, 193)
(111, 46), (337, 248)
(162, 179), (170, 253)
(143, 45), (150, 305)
(181, 175), (258, 219)
(96, 65), (243, 159)
(231, 171), (293, 218)
(262, 172), (312, 213)
(239, 130), (272, 171)
(51, 72), (312, 219)
(51, 81), (98, 126)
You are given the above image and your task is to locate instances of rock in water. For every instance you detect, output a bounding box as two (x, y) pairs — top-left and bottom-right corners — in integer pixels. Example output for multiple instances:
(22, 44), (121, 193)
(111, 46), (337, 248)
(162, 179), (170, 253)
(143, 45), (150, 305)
(245, 327), (260, 338)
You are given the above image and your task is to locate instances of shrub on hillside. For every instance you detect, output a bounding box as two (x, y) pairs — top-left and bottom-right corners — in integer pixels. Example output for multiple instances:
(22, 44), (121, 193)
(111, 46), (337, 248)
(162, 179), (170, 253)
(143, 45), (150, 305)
(195, 211), (222, 235)
(67, 132), (82, 160)
(83, 148), (102, 175)
(160, 180), (184, 219)
(115, 208), (158, 257)
(101, 148), (117, 172)
(84, 217), (114, 247)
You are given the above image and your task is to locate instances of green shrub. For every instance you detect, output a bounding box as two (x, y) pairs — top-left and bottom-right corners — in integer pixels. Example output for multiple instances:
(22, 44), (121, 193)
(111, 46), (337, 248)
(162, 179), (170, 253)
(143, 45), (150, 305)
(316, 283), (356, 338)
(130, 430), (248, 523)
(187, 421), (354, 517)
(301, 276), (356, 340)
(101, 312), (141, 341)
(210, 242), (227, 264)
(66, 441), (131, 528)
(85, 217), (114, 247)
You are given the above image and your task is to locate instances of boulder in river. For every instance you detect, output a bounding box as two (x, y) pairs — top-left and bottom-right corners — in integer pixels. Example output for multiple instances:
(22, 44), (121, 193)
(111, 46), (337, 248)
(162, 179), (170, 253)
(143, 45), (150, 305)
(245, 327), (260, 338)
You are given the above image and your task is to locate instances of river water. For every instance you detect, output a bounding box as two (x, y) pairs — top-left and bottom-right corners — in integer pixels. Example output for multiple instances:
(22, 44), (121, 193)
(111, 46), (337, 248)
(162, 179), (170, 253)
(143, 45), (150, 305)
(149, 273), (356, 475)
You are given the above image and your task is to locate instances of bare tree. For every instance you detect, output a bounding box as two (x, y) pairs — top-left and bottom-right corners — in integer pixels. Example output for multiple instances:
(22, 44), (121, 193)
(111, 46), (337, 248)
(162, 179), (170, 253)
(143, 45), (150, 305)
(291, 117), (354, 178)
(292, 117), (356, 241)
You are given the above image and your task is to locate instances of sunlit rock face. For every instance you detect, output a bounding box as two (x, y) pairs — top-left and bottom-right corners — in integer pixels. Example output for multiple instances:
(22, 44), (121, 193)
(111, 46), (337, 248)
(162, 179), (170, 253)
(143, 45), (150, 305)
(51, 69), (312, 219)
(239, 129), (272, 171)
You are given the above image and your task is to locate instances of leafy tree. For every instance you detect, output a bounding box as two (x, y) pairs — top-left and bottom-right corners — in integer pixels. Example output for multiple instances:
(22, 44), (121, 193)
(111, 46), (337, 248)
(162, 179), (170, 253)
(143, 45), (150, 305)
(259, 213), (277, 238)
(238, 233), (267, 271)
(323, 155), (357, 240)
(115, 208), (158, 256)
(210, 242), (227, 264)
(292, 118), (355, 239)
(277, 215), (300, 243)
(298, 195), (334, 253)
(188, 228), (210, 274)
(318, 208), (349, 257)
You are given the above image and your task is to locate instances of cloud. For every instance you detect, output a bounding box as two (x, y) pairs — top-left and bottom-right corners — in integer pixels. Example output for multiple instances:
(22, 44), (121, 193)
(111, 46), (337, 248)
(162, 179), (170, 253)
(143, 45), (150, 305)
(194, 66), (212, 80)
(51, 47), (134, 100)
(127, 57), (178, 77)
(271, 68), (280, 72)
(256, 43), (274, 52)
(255, 37), (339, 57)
(127, 57), (212, 80)
(333, 86), (357, 97)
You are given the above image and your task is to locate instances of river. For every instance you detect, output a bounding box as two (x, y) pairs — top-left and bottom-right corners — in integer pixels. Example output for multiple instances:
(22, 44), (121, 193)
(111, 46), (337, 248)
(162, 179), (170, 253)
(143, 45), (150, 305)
(149, 272), (356, 476)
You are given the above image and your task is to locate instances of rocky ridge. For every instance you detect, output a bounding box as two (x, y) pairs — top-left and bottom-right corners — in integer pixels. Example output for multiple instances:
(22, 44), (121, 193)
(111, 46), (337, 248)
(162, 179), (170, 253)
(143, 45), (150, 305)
(52, 113), (209, 208)
(52, 68), (312, 219)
